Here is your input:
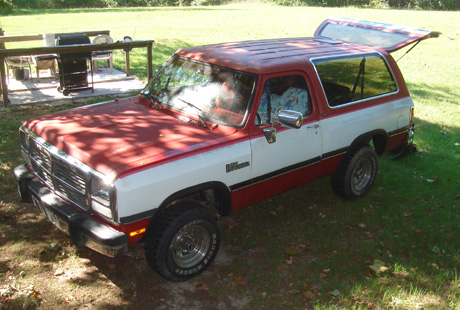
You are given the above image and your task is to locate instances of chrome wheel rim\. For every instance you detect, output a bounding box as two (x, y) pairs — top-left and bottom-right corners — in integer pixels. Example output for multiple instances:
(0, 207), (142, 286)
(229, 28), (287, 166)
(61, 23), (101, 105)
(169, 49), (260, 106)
(351, 157), (373, 192)
(172, 225), (210, 269)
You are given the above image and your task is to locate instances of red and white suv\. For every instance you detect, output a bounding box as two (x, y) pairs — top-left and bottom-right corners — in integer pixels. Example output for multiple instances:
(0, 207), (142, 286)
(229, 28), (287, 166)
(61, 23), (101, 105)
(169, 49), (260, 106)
(14, 17), (438, 281)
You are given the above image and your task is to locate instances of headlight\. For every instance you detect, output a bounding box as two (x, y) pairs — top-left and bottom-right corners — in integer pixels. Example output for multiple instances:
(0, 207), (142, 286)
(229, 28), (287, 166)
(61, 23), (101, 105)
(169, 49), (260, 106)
(19, 127), (31, 165)
(91, 174), (114, 219)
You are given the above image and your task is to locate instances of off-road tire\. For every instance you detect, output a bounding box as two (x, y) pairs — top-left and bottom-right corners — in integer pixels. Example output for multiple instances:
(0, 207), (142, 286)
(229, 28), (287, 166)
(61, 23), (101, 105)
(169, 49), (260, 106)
(331, 145), (378, 200)
(144, 201), (221, 282)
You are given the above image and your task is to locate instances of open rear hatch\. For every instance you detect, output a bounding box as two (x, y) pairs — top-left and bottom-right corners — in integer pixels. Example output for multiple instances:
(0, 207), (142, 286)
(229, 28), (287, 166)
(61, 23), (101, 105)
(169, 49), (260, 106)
(314, 16), (440, 53)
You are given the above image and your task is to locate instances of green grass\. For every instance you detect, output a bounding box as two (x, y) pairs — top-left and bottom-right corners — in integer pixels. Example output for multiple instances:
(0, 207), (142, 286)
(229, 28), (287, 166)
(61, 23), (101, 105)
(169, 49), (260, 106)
(0, 3), (459, 309)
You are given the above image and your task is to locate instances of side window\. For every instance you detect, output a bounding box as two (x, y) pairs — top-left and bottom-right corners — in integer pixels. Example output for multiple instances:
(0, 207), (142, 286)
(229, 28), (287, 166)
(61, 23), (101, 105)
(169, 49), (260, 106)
(313, 53), (397, 107)
(255, 75), (312, 126)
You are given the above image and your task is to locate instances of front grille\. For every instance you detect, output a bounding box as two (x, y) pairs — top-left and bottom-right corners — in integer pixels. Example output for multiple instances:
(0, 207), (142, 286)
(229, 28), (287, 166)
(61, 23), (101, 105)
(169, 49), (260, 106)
(25, 133), (89, 211)
(29, 140), (53, 188)
(53, 159), (88, 209)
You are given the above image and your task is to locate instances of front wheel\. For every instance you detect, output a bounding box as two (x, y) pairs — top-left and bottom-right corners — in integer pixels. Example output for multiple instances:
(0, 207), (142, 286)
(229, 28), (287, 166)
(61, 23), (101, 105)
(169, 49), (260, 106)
(144, 201), (221, 282)
(331, 145), (378, 200)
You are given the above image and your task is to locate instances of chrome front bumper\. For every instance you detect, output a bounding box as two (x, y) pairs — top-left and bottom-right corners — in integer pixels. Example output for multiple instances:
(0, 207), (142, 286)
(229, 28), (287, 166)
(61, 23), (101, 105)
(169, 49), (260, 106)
(13, 164), (128, 257)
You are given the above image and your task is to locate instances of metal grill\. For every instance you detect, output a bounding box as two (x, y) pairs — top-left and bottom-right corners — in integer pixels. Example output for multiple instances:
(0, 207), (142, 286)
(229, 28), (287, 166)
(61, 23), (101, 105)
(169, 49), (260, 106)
(27, 137), (89, 211)
(56, 34), (94, 96)
(29, 140), (53, 188)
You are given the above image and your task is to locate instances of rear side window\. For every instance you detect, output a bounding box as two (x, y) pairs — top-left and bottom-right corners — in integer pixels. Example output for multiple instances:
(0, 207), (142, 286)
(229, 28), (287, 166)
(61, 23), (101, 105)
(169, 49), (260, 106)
(312, 53), (397, 107)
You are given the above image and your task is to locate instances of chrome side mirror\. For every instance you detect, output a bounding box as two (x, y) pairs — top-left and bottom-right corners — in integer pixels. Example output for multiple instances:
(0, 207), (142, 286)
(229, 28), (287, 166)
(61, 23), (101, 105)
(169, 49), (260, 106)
(277, 110), (304, 129)
(263, 126), (277, 144)
(262, 110), (303, 144)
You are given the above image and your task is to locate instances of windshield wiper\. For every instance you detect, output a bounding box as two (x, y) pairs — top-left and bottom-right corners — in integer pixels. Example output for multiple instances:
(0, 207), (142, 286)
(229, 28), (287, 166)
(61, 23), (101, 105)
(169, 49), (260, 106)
(141, 92), (160, 110)
(178, 98), (207, 128)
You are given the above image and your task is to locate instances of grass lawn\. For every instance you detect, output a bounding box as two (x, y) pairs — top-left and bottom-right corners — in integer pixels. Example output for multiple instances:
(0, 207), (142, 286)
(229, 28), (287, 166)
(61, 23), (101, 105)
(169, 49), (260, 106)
(0, 3), (459, 309)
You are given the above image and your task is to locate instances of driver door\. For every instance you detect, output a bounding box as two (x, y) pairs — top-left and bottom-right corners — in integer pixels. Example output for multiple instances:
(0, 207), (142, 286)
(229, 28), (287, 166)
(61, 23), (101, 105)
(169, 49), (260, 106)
(249, 74), (322, 190)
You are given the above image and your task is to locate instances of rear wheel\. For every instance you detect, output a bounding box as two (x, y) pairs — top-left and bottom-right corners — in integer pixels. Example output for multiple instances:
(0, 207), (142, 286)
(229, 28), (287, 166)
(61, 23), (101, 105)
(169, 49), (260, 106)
(331, 145), (378, 200)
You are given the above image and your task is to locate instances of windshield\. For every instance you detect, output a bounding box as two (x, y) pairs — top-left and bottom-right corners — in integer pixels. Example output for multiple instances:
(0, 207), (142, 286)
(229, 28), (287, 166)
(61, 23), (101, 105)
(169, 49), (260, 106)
(143, 56), (256, 127)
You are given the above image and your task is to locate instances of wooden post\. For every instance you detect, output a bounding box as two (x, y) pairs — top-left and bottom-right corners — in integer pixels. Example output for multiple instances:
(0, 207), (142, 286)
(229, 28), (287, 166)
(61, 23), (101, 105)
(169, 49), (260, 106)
(1, 56), (8, 107)
(147, 42), (153, 80)
(0, 28), (5, 49)
(125, 51), (130, 77)
(0, 28), (4, 97)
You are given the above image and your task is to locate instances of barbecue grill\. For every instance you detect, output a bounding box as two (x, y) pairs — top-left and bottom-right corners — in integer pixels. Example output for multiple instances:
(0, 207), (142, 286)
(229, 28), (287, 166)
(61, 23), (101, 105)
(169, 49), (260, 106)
(56, 34), (94, 96)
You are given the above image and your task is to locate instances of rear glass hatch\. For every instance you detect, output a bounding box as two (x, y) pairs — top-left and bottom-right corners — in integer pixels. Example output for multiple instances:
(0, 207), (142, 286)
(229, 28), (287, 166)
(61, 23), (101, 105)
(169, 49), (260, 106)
(314, 16), (440, 53)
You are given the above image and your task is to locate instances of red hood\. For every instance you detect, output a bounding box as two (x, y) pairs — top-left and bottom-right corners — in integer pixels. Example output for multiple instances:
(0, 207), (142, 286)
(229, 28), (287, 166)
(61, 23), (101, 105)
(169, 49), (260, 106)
(23, 96), (240, 179)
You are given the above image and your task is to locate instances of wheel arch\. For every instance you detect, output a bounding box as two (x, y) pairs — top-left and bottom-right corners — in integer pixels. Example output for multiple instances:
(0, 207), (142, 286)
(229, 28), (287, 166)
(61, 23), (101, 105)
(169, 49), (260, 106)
(141, 181), (231, 242)
(350, 129), (388, 155)
(156, 180), (231, 216)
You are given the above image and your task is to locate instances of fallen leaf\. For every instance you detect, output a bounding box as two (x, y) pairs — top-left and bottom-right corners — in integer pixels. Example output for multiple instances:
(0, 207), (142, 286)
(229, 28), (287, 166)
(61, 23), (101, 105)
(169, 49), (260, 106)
(54, 269), (65, 277)
(369, 259), (389, 274)
(303, 291), (315, 300)
(330, 289), (340, 297)
(195, 283), (209, 291)
(285, 247), (299, 256)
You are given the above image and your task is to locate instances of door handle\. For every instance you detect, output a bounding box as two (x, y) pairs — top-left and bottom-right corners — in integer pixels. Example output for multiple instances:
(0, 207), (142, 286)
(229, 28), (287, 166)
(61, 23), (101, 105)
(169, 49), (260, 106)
(306, 124), (319, 129)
